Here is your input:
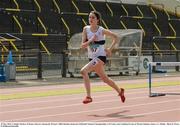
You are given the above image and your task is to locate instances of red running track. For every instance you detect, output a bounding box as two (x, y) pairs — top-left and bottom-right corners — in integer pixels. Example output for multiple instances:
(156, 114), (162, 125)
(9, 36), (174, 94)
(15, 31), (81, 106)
(0, 84), (180, 122)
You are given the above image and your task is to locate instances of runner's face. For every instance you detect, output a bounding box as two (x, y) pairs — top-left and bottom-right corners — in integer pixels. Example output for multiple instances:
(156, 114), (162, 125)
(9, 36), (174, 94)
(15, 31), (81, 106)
(89, 13), (98, 25)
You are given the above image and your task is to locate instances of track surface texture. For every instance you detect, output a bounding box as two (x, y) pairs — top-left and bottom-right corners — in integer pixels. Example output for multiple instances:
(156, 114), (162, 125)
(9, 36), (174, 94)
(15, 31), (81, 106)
(0, 76), (180, 122)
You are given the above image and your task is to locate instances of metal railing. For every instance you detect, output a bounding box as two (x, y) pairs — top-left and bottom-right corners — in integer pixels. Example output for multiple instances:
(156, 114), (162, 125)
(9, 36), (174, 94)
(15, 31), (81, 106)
(0, 33), (67, 79)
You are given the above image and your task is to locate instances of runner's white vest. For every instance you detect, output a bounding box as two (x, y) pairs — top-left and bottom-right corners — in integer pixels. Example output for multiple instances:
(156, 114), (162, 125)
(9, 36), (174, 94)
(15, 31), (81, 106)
(85, 25), (106, 59)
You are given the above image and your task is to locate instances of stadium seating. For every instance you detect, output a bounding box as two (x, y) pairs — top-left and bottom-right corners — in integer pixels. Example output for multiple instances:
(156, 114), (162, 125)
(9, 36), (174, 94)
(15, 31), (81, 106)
(16, 0), (34, 10)
(0, 0), (179, 78)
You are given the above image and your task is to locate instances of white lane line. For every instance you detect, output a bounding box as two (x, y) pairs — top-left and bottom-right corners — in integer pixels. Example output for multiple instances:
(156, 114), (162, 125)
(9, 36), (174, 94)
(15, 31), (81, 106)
(3, 99), (180, 122)
(0, 89), (147, 107)
(88, 108), (180, 122)
(0, 85), (143, 102)
(0, 86), (177, 103)
(0, 79), (147, 94)
(1, 76), (179, 94)
(0, 96), (149, 114)
(0, 83), (84, 94)
(0, 80), (118, 94)
(1, 86), (178, 107)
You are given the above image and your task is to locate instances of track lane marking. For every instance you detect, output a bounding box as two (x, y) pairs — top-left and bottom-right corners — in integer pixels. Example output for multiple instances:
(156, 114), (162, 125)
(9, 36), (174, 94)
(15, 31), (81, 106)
(2, 99), (180, 122)
(1, 86), (179, 107)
